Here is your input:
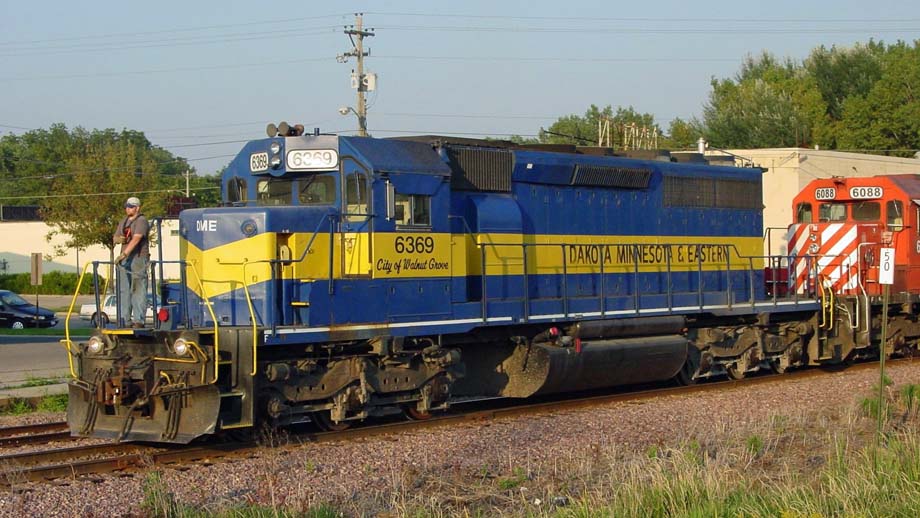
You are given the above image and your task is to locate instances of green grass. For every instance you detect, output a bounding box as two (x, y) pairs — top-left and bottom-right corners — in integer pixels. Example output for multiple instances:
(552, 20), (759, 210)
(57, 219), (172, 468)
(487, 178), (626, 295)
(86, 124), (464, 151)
(1, 398), (33, 415)
(127, 379), (920, 517)
(5, 375), (63, 389)
(1, 394), (68, 415)
(140, 471), (341, 517)
(36, 394), (68, 412)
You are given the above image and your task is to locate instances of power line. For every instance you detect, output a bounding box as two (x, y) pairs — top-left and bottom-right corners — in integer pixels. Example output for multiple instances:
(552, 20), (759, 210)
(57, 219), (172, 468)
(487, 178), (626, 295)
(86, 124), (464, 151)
(0, 186), (218, 202)
(0, 14), (350, 46)
(364, 12), (920, 24)
(3, 11), (911, 51)
(0, 27), (340, 58)
(0, 57), (334, 82)
(0, 54), (740, 82)
(375, 24), (920, 35)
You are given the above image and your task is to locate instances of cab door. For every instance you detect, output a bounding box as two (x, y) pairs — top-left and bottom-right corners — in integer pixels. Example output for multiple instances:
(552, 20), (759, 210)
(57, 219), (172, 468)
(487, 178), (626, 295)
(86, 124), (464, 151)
(907, 201), (920, 291)
(341, 158), (372, 276)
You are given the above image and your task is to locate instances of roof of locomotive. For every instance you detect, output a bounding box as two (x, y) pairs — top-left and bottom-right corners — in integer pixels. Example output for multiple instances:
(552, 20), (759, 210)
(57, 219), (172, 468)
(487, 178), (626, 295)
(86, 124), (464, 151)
(884, 174), (920, 197)
(796, 174), (920, 202)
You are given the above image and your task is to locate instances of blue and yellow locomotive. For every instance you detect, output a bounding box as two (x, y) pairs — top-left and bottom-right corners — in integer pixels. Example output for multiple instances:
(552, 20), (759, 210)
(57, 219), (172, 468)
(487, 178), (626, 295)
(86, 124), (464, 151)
(67, 130), (822, 443)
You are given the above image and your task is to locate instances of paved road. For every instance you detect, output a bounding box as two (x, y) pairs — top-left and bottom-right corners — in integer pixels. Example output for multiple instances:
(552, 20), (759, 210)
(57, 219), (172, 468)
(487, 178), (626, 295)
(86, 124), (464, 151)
(0, 337), (72, 385)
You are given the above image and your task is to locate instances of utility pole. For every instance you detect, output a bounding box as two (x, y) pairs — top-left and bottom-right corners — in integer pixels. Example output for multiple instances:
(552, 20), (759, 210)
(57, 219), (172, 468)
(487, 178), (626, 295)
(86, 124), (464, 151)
(338, 13), (375, 136)
(185, 169), (190, 197)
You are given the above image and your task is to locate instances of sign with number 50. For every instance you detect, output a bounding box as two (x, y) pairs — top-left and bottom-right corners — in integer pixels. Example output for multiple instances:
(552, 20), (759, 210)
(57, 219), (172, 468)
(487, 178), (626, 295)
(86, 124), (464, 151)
(879, 248), (895, 285)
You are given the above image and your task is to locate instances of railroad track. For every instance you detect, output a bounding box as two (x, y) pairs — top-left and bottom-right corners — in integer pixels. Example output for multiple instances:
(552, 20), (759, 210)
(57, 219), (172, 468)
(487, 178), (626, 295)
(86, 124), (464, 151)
(0, 441), (250, 489)
(0, 422), (71, 448)
(0, 359), (904, 489)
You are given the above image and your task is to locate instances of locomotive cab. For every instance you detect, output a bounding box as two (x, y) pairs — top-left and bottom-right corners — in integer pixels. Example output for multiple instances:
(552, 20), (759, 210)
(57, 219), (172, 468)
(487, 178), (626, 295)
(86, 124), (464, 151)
(788, 175), (920, 297)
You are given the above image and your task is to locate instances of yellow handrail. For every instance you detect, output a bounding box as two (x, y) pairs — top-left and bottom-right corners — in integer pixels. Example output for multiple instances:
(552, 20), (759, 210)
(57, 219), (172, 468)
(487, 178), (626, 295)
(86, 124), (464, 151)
(59, 261), (96, 378)
(241, 261), (259, 376)
(186, 261), (220, 384)
(153, 341), (209, 384)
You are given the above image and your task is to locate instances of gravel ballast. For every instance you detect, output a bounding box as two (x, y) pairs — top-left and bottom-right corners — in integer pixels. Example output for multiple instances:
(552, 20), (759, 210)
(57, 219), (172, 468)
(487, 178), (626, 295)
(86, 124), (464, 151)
(1, 360), (918, 516)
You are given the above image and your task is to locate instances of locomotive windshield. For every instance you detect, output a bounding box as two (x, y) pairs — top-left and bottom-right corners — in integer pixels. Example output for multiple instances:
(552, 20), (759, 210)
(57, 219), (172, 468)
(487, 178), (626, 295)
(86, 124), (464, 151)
(851, 201), (880, 221)
(255, 173), (338, 206)
(298, 173), (337, 205)
(256, 178), (293, 205)
(818, 203), (846, 222)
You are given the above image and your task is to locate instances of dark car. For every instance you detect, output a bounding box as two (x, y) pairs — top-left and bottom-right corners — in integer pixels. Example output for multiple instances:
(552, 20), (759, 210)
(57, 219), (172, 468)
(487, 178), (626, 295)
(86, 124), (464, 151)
(0, 290), (59, 329)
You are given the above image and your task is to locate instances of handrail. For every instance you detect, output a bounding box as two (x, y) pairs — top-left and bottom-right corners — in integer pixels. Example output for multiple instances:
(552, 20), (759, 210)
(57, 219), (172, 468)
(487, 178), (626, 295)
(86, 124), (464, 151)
(241, 261), (259, 376)
(472, 239), (803, 321)
(185, 261), (220, 384)
(60, 261), (97, 378)
(214, 214), (335, 374)
(153, 340), (208, 384)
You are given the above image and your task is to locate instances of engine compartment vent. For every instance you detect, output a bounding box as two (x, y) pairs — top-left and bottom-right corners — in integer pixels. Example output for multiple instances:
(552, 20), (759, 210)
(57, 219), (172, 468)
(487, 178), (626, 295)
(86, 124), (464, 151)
(446, 147), (513, 192)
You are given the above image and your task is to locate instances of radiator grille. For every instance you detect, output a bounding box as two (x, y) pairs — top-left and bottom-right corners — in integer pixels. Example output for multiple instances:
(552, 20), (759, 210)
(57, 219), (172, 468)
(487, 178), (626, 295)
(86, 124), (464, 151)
(664, 176), (761, 209)
(571, 164), (651, 189)
(447, 147), (513, 192)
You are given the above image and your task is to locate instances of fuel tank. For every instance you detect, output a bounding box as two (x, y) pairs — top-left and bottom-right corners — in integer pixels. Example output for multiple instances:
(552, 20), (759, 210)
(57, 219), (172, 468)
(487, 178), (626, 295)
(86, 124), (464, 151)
(498, 335), (688, 397)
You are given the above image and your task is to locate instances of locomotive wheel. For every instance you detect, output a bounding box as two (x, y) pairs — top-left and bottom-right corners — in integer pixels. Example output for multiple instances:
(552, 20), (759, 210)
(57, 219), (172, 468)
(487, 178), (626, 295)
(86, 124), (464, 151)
(311, 411), (351, 432)
(403, 405), (433, 421)
(769, 359), (787, 374)
(675, 346), (701, 386)
(726, 362), (746, 380)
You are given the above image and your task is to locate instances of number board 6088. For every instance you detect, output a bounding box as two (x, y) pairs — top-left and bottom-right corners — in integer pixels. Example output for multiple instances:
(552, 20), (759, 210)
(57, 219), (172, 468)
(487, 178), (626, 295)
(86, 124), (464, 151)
(849, 186), (883, 199)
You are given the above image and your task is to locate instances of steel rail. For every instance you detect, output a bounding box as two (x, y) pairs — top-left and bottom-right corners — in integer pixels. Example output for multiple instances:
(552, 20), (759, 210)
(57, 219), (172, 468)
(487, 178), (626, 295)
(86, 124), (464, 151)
(0, 421), (67, 439)
(0, 358), (910, 488)
(0, 431), (73, 448)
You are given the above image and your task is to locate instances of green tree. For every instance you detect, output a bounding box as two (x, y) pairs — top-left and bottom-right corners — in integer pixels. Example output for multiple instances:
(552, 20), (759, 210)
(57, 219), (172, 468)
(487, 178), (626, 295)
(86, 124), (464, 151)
(803, 42), (886, 147)
(805, 43), (885, 119)
(663, 117), (703, 150)
(701, 52), (827, 148)
(185, 173), (222, 207)
(42, 138), (167, 260)
(0, 125), (203, 266)
(540, 105), (659, 148)
(836, 41), (920, 156)
(0, 124), (81, 205)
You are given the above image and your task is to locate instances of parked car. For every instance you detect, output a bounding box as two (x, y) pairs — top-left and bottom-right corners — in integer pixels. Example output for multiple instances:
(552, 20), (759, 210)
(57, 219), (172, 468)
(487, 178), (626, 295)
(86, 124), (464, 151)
(0, 290), (59, 329)
(79, 294), (157, 326)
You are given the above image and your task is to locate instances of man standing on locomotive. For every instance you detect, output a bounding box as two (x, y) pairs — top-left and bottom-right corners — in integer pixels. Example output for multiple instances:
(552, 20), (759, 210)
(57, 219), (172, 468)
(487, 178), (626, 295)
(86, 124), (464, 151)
(113, 196), (150, 328)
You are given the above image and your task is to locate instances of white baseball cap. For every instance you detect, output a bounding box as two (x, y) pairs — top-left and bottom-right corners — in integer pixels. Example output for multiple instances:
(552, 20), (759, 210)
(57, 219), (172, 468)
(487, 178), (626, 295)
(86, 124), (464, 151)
(125, 196), (141, 208)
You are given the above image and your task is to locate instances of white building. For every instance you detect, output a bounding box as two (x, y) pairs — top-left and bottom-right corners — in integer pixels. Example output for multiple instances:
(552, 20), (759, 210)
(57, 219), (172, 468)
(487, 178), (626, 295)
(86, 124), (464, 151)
(711, 148), (919, 256)
(0, 218), (181, 279)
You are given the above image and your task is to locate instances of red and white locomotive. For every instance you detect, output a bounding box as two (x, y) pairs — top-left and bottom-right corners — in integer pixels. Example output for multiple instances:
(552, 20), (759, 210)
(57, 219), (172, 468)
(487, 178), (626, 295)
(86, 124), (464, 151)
(786, 174), (920, 362)
(788, 175), (920, 297)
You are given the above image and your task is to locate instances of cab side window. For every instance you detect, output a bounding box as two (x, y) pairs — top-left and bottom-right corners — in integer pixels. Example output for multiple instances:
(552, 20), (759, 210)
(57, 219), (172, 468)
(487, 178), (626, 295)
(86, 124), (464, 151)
(394, 193), (432, 228)
(227, 177), (247, 204)
(886, 200), (904, 231)
(795, 202), (812, 223)
(344, 172), (368, 216)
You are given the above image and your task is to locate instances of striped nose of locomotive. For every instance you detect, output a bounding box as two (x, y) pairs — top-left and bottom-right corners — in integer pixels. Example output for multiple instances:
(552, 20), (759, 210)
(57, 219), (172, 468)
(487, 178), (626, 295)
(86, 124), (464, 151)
(788, 222), (862, 293)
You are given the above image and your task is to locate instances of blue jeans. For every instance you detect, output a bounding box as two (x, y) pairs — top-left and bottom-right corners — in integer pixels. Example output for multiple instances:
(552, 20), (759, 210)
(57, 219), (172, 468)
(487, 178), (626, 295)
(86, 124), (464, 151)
(118, 255), (148, 325)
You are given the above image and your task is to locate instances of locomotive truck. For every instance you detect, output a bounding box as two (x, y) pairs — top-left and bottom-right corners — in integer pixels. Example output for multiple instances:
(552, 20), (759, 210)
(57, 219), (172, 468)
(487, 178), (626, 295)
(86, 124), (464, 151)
(63, 129), (915, 443)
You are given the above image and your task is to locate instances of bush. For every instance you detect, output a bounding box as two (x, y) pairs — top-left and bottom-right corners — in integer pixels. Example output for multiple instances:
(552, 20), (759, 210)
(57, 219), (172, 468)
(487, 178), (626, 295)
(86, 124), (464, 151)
(0, 271), (102, 295)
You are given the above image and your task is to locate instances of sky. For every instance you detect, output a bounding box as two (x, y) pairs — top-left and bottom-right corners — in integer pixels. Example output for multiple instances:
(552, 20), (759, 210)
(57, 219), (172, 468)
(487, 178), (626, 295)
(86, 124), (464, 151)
(1, 0), (918, 176)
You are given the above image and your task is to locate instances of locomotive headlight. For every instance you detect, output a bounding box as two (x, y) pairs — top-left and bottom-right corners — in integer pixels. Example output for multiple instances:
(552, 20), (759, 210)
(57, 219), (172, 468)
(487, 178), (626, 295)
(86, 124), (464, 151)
(269, 155), (282, 169)
(269, 142), (281, 155)
(87, 336), (104, 354)
(173, 338), (190, 357)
